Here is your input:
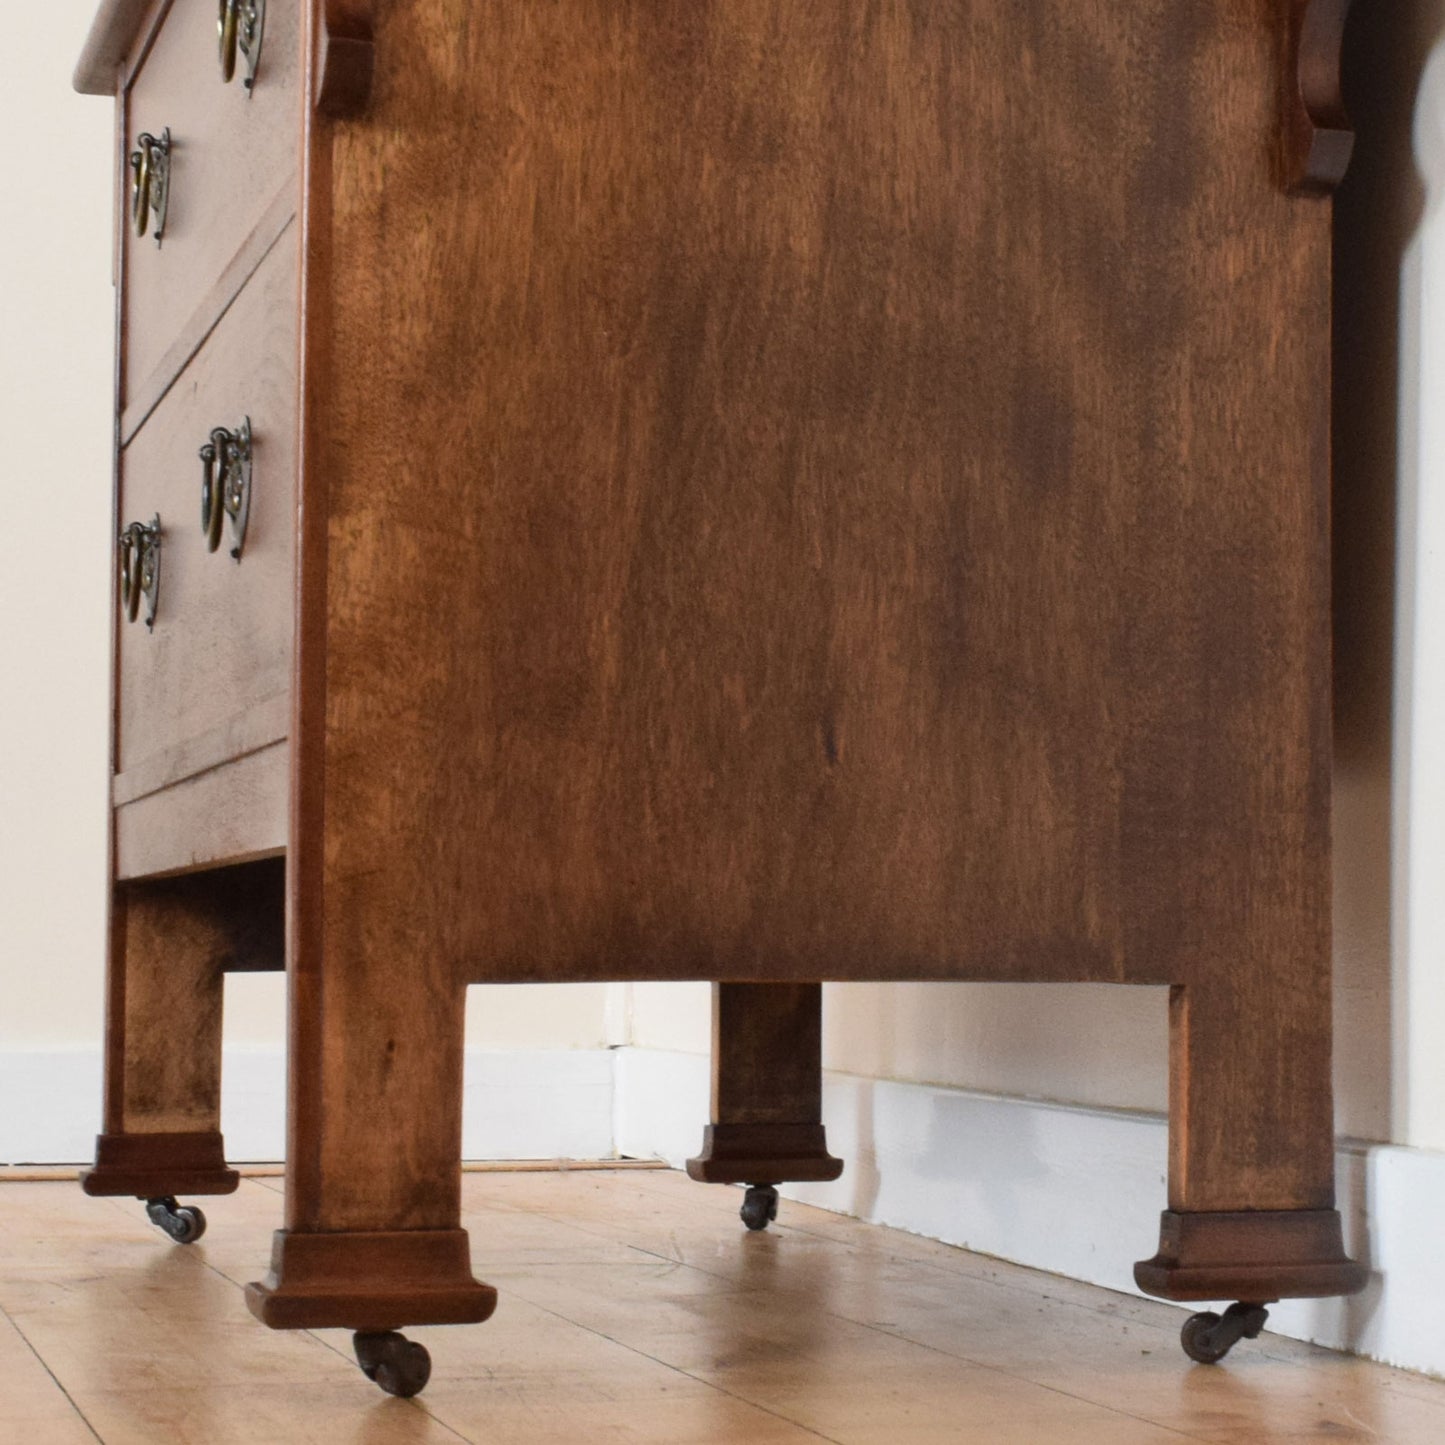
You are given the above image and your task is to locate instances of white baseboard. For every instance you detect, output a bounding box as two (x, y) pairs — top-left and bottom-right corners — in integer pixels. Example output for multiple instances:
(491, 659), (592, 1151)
(0, 1046), (617, 1169)
(0, 1050), (104, 1165)
(461, 1047), (616, 1161)
(613, 1046), (1445, 1380)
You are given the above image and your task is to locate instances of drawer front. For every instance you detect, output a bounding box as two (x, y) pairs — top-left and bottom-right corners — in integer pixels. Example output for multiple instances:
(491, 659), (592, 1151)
(115, 740), (288, 881)
(123, 0), (298, 415)
(116, 233), (297, 788)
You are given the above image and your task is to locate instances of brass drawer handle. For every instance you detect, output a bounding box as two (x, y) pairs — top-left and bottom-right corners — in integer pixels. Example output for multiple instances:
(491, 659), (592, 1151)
(219, 0), (266, 90)
(119, 516), (162, 630)
(129, 128), (170, 244)
(199, 417), (252, 560)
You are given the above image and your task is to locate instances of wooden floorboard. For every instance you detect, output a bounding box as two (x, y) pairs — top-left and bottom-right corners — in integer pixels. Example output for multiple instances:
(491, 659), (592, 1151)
(0, 1169), (1440, 1443)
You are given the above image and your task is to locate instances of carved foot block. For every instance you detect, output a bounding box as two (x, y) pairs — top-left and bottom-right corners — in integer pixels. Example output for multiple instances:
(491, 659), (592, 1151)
(686, 1123), (844, 1186)
(245, 1227), (498, 1331)
(79, 1131), (239, 1198)
(1135, 1209), (1368, 1302)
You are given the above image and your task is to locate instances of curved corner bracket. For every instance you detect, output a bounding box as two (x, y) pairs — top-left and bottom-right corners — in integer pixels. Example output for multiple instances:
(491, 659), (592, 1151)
(315, 0), (375, 118)
(1283, 0), (1356, 195)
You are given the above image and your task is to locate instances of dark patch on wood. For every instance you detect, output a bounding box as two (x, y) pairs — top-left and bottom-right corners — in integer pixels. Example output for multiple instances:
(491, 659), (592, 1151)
(316, 1), (375, 117)
(1283, 0), (1357, 193)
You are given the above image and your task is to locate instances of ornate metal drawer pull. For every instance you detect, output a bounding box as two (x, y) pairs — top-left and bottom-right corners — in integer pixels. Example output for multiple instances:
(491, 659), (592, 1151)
(129, 128), (170, 244)
(119, 517), (162, 630)
(219, 0), (266, 89)
(199, 417), (252, 560)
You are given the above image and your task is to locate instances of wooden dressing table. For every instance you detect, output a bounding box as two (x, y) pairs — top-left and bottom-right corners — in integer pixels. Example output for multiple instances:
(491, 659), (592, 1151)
(76, 0), (1366, 1394)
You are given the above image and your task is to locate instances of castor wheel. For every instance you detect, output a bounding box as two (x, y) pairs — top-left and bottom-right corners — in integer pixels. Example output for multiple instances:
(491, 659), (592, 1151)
(740, 1184), (779, 1232)
(144, 1197), (207, 1244)
(353, 1331), (432, 1398)
(1180, 1301), (1270, 1364)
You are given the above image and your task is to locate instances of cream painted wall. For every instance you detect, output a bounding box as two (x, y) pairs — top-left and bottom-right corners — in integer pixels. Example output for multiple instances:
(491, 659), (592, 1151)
(219, 974), (619, 1051)
(630, 981), (1175, 1115)
(1392, 30), (1445, 1152)
(1, 3), (113, 1054)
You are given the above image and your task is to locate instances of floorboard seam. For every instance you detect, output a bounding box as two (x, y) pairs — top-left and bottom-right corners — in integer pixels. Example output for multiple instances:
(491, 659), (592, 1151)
(302, 1328), (480, 1443)
(0, 1299), (106, 1443)
(11, 1175), (1439, 1440)
(499, 1268), (1214, 1444)
(472, 1188), (1220, 1442)
(179, 1195), (480, 1444)
(499, 1292), (848, 1444)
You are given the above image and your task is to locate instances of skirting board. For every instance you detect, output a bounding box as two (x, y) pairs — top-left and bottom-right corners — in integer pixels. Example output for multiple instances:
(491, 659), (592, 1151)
(0, 1047), (617, 1169)
(613, 1047), (1445, 1381)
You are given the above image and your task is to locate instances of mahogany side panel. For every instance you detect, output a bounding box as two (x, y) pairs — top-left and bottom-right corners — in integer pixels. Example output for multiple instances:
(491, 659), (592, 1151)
(305, 0), (1335, 998)
(285, 0), (1350, 1268)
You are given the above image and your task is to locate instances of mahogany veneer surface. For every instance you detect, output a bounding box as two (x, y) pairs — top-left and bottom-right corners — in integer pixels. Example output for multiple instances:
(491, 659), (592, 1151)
(308, 1), (1331, 990)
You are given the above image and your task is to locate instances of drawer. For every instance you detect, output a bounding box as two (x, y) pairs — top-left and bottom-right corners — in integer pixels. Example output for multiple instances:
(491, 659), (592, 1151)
(115, 231), (297, 792)
(122, 0), (298, 423)
(115, 740), (288, 880)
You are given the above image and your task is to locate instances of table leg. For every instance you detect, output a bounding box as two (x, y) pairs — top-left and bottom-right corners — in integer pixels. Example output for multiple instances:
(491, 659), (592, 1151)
(245, 960), (494, 1334)
(686, 983), (843, 1194)
(80, 879), (239, 1201)
(1135, 980), (1367, 1304)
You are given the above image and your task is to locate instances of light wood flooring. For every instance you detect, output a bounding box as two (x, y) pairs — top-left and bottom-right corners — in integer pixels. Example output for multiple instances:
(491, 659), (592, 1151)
(2, 1167), (1443, 1443)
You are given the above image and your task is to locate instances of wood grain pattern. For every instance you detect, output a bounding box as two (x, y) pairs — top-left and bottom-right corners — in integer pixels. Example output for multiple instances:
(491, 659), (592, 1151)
(710, 985), (826, 1128)
(98, 875), (230, 1146)
(310, 0), (1334, 990)
(117, 236), (297, 777)
(122, 0), (298, 394)
(122, 882), (223, 1131)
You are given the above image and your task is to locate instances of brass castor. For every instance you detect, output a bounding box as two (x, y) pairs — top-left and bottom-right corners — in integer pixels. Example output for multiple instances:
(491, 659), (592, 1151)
(740, 1184), (779, 1232)
(354, 1330), (432, 1397)
(1180, 1302), (1270, 1364)
(144, 1196), (206, 1244)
